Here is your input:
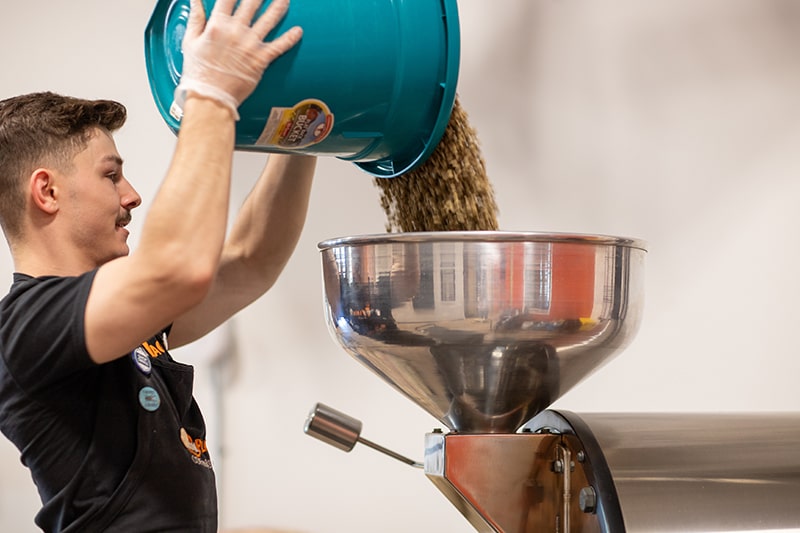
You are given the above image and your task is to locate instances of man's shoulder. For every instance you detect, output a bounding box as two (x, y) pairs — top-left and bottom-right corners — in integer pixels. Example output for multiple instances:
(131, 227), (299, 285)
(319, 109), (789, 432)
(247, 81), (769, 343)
(2, 270), (97, 304)
(0, 270), (99, 363)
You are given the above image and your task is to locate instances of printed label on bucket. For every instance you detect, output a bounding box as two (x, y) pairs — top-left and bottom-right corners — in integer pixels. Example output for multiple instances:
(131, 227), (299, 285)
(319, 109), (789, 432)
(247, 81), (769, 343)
(169, 100), (183, 122)
(255, 99), (334, 149)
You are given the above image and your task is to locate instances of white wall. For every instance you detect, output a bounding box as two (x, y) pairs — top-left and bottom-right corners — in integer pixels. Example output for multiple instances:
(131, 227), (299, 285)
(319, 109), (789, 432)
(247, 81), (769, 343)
(2, 1), (799, 531)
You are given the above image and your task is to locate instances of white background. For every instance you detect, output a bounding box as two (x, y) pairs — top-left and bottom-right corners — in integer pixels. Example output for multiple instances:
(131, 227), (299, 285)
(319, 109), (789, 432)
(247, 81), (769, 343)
(1, 1), (800, 532)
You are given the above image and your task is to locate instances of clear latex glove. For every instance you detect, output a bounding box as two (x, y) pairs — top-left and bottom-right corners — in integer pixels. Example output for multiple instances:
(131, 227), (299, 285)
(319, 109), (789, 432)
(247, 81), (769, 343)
(175, 0), (303, 120)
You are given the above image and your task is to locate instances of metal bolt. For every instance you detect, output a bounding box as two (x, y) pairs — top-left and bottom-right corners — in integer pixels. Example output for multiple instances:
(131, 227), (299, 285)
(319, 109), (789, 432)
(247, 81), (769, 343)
(552, 460), (564, 473)
(579, 486), (597, 514)
(577, 451), (586, 463)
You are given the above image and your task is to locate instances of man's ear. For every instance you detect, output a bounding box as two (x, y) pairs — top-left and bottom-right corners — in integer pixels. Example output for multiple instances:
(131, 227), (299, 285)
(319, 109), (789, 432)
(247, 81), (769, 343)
(29, 168), (59, 215)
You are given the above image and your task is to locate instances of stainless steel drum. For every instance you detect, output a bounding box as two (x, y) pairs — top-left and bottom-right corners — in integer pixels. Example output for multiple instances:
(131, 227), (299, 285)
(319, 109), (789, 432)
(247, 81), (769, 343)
(521, 410), (800, 533)
(318, 231), (647, 433)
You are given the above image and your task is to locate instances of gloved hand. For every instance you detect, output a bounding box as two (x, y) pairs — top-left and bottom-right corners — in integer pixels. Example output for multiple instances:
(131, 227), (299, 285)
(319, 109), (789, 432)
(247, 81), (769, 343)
(175, 0), (303, 120)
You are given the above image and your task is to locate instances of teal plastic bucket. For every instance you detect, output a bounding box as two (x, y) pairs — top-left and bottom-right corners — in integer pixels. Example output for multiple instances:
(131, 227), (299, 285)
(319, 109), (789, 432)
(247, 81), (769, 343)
(145, 0), (460, 178)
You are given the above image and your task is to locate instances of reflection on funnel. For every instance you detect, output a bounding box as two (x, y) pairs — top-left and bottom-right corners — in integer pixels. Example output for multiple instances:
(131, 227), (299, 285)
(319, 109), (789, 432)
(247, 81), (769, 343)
(430, 338), (557, 433)
(319, 232), (646, 433)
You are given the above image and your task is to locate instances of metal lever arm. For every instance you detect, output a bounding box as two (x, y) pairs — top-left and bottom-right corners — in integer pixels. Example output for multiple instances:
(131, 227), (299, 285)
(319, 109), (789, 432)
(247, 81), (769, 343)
(304, 402), (423, 469)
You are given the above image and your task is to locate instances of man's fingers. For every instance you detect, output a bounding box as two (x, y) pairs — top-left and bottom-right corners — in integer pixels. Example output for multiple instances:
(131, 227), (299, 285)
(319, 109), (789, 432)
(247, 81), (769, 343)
(252, 0), (291, 40)
(210, 0), (237, 17)
(260, 26), (303, 64)
(232, 0), (263, 24)
(183, 0), (207, 44)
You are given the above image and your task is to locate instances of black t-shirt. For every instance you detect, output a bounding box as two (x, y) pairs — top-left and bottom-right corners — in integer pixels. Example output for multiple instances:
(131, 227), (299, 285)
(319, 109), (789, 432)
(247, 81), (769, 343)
(0, 271), (217, 532)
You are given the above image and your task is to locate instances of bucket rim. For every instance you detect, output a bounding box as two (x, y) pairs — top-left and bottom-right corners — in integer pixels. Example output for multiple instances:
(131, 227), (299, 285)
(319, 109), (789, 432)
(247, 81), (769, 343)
(354, 0), (461, 179)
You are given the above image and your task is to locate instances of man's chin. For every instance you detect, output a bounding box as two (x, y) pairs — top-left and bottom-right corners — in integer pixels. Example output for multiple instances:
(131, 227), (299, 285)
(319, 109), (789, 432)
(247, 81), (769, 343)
(100, 246), (131, 266)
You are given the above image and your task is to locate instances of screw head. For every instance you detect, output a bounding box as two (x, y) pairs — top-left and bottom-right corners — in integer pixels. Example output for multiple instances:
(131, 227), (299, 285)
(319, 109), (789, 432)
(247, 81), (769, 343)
(579, 486), (597, 514)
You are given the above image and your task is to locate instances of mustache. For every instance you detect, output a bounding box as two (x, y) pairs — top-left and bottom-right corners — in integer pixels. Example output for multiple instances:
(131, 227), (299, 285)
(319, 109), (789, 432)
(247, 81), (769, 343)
(116, 211), (132, 227)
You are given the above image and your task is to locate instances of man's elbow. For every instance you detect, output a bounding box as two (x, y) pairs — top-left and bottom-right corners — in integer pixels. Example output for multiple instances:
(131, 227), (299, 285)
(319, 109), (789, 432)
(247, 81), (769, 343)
(158, 256), (218, 307)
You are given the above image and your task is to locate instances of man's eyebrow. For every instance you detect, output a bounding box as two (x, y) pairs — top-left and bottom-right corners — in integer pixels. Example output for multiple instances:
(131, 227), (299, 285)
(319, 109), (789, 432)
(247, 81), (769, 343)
(101, 155), (124, 166)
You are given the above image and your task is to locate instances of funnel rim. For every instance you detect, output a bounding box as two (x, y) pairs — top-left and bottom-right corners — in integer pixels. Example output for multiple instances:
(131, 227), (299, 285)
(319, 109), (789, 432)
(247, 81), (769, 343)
(318, 231), (647, 252)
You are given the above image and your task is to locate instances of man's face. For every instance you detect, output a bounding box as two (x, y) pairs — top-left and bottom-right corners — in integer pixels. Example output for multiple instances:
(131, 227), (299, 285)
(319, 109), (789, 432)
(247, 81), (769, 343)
(60, 127), (141, 267)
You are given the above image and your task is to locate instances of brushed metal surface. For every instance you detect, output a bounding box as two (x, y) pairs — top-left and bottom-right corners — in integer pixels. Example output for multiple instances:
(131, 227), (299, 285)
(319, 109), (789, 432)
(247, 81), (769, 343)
(579, 412), (800, 532)
(525, 411), (800, 532)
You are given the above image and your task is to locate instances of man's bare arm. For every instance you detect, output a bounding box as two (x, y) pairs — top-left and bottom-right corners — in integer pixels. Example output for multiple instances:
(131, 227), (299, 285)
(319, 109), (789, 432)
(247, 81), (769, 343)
(167, 153), (316, 348)
(82, 0), (303, 363)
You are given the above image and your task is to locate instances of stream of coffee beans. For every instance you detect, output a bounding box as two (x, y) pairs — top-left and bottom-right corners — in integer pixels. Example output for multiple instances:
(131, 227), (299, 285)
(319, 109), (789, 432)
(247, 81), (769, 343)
(374, 96), (499, 232)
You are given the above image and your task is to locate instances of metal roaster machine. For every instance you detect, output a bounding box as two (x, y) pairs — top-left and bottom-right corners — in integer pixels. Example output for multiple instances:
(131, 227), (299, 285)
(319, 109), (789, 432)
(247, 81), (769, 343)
(304, 232), (800, 533)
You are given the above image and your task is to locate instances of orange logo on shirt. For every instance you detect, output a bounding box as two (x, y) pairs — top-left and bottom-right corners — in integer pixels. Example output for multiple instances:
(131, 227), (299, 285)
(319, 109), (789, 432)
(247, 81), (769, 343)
(142, 339), (166, 358)
(180, 427), (208, 458)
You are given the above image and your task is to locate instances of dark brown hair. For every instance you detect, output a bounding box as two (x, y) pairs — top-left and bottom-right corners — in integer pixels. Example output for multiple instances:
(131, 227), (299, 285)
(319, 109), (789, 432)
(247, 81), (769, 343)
(0, 92), (127, 239)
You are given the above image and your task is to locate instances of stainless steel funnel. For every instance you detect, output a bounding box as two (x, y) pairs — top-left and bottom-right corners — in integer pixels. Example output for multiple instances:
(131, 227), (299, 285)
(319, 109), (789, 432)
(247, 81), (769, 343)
(319, 232), (646, 433)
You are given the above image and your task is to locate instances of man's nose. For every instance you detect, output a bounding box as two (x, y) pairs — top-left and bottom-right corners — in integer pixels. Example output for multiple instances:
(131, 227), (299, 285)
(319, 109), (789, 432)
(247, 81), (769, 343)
(120, 177), (142, 209)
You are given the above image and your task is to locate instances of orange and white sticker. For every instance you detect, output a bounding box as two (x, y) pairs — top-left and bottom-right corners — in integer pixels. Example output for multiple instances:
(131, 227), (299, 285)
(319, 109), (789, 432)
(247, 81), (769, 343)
(255, 98), (334, 149)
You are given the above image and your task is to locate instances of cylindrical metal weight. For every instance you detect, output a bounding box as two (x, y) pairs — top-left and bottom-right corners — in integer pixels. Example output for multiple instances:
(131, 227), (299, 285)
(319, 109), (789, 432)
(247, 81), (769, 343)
(303, 403), (362, 453)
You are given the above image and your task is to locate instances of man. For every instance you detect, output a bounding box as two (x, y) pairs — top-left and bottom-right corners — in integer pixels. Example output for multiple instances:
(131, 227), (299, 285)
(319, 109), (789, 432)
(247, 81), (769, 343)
(0, 0), (316, 530)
